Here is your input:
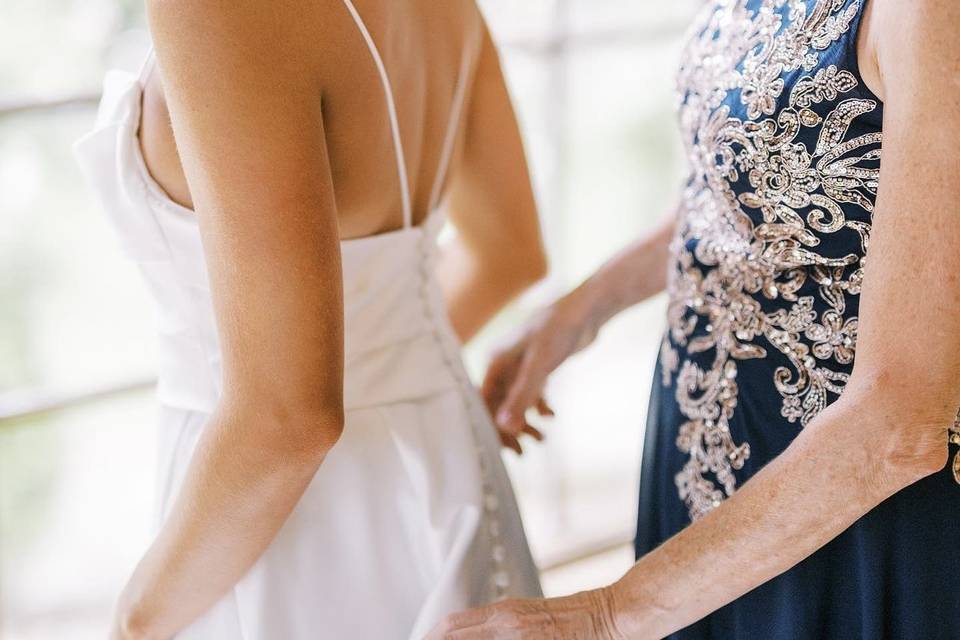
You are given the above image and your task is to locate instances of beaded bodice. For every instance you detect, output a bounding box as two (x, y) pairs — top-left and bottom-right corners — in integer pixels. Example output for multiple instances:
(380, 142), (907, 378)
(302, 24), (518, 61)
(660, 0), (885, 519)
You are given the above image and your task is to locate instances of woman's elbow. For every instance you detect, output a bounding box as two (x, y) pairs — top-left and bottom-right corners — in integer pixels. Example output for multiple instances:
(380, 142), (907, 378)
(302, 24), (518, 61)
(844, 368), (954, 486)
(531, 246), (549, 281)
(467, 240), (547, 297)
(231, 391), (345, 465)
(502, 236), (548, 287)
(516, 248), (548, 287)
(878, 416), (949, 485)
(290, 404), (345, 460)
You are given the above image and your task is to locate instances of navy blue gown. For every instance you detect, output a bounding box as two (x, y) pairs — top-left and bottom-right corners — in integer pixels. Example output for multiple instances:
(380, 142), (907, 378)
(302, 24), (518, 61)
(635, 1), (960, 638)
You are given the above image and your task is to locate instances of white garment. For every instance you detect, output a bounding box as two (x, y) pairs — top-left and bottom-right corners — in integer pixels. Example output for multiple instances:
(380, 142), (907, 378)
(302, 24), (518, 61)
(73, 4), (542, 638)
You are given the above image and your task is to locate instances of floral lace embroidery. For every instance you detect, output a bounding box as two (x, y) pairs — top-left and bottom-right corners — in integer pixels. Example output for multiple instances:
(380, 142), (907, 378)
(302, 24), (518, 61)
(664, 0), (883, 520)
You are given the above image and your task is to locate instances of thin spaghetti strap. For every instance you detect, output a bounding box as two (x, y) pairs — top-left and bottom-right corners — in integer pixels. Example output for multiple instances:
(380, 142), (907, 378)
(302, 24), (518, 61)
(137, 45), (156, 89)
(341, 0), (414, 228)
(427, 23), (482, 213)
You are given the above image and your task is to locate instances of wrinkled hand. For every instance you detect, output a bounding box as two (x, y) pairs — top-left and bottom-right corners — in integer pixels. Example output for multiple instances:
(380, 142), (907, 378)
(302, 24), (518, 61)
(481, 300), (599, 454)
(426, 590), (625, 640)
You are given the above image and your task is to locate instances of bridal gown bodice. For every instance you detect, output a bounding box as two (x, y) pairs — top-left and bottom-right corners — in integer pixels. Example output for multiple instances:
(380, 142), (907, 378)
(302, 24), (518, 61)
(78, 87), (469, 416)
(74, 4), (541, 638)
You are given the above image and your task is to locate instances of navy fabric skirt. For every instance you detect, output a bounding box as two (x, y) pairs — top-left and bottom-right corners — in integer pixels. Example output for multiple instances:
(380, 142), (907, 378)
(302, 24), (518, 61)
(635, 358), (960, 639)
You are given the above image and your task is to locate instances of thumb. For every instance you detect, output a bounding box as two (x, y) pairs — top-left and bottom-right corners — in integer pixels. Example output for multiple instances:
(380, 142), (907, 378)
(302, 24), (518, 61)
(495, 350), (548, 435)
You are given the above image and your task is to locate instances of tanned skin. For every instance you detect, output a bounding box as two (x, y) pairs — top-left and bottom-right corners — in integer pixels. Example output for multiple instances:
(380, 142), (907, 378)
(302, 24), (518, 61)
(112, 1), (546, 638)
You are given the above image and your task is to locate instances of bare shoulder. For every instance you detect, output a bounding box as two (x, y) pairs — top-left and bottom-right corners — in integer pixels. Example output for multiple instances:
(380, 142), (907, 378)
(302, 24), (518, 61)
(868, 0), (960, 97)
(146, 0), (327, 33)
(145, 0), (333, 79)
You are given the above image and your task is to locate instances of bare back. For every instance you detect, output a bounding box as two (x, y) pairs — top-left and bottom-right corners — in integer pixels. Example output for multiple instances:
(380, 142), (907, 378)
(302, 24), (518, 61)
(140, 0), (484, 238)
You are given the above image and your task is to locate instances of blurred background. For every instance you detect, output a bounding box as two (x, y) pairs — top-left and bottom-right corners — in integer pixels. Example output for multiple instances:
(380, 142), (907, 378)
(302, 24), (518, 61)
(0, 0), (698, 637)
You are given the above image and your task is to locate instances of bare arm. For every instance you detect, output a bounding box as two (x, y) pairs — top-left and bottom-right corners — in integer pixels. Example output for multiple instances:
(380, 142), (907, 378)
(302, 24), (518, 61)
(432, 0), (960, 635)
(482, 210), (676, 451)
(114, 3), (344, 638)
(438, 21), (548, 343)
(557, 208), (676, 340)
(612, 4), (960, 632)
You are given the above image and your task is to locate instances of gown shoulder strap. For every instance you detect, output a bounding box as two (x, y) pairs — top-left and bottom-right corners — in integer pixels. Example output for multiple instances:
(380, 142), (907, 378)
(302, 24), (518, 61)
(427, 21), (482, 213)
(340, 0), (414, 229)
(138, 45), (157, 89)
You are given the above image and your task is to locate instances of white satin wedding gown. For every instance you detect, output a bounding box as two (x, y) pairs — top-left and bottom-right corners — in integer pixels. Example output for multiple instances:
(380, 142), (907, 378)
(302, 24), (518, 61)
(73, 3), (542, 637)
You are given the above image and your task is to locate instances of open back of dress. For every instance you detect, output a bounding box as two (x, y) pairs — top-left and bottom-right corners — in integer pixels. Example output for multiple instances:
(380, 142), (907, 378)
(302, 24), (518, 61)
(74, 2), (541, 637)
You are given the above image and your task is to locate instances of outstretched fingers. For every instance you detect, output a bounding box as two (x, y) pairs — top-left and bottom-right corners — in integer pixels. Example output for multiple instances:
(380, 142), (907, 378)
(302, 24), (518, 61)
(494, 348), (548, 437)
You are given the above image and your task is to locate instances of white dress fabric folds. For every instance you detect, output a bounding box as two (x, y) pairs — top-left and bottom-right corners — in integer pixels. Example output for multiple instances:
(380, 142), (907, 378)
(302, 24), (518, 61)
(73, 4), (542, 637)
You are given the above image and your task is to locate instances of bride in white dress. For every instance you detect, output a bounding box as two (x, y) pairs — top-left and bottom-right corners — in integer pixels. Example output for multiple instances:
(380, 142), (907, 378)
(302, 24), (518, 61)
(74, 1), (545, 637)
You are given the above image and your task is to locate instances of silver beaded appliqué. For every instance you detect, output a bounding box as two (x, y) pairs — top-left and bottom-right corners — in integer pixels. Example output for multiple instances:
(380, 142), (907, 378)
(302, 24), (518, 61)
(665, 0), (881, 520)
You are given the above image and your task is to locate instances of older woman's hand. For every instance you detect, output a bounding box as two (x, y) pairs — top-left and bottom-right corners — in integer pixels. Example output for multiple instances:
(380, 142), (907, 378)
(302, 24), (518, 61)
(480, 213), (677, 454)
(427, 589), (626, 640)
(481, 295), (601, 454)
